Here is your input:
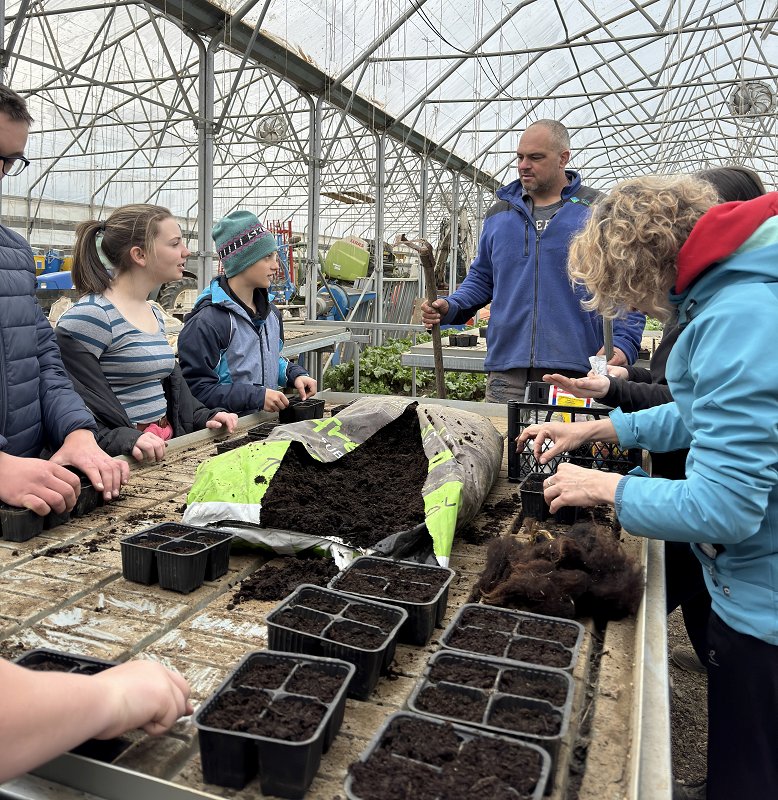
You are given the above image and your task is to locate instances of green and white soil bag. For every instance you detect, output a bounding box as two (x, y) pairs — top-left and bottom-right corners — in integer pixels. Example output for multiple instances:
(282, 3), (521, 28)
(183, 398), (503, 566)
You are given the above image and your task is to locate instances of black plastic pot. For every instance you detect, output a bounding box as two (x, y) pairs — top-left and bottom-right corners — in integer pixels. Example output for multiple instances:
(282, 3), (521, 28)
(440, 603), (584, 671)
(66, 467), (105, 518)
(479, 325), (488, 339)
(120, 531), (173, 584)
(182, 529), (233, 580)
(0, 504), (45, 542)
(156, 539), (208, 594)
(344, 710), (551, 800)
(447, 334), (458, 347)
(554, 504), (580, 525)
(407, 650), (573, 776)
(456, 333), (477, 347)
(279, 397), (325, 423)
(519, 472), (550, 521)
(195, 650), (355, 795)
(328, 556), (455, 646)
(266, 585), (407, 700)
(43, 509), (71, 530)
(247, 422), (280, 441)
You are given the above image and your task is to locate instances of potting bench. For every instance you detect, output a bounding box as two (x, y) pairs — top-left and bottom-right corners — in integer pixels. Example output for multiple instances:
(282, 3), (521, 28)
(0, 393), (671, 800)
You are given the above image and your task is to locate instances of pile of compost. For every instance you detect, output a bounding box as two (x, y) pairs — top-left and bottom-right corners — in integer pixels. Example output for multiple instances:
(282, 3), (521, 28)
(228, 557), (339, 606)
(259, 406), (429, 549)
(469, 521), (644, 620)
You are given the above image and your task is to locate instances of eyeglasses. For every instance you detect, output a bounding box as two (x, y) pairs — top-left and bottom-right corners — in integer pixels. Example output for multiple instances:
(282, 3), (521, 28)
(0, 155), (30, 176)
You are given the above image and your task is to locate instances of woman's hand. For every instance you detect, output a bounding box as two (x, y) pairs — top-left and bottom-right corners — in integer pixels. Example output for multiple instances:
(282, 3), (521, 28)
(542, 463), (622, 513)
(206, 412), (238, 434)
(517, 421), (592, 463)
(606, 365), (629, 380)
(131, 432), (167, 463)
(543, 372), (610, 399)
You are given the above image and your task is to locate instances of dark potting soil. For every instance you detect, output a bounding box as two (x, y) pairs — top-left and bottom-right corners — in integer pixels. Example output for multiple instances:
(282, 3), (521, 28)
(520, 617), (579, 647)
(131, 535), (169, 549)
(236, 660), (292, 690)
(447, 626), (509, 656)
(23, 659), (73, 672)
(153, 524), (197, 537)
(326, 620), (385, 649)
(488, 701), (561, 736)
(379, 715), (460, 766)
(228, 557), (339, 606)
(254, 695), (326, 741)
(200, 688), (272, 734)
(454, 737), (542, 798)
(259, 406), (429, 548)
(498, 668), (568, 706)
(299, 592), (348, 615)
(184, 532), (225, 546)
(338, 570), (437, 603)
(428, 658), (499, 690)
(415, 684), (487, 723)
(350, 750), (443, 800)
(346, 560), (448, 588)
(161, 542), (203, 555)
(508, 638), (571, 669)
(343, 603), (392, 630)
(272, 607), (329, 636)
(459, 607), (516, 632)
(286, 664), (345, 703)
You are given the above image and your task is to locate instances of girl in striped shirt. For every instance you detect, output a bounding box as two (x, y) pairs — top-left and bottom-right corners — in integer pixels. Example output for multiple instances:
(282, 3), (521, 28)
(57, 204), (237, 462)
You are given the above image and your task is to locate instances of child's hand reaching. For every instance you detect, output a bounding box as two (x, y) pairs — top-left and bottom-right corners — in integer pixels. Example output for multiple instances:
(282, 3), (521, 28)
(294, 375), (317, 400)
(263, 389), (289, 412)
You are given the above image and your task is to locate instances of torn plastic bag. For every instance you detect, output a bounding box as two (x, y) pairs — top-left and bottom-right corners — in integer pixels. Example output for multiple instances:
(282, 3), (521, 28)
(183, 397), (503, 566)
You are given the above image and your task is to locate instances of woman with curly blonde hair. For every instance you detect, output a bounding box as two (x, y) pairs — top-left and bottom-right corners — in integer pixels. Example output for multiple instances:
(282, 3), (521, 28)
(518, 173), (778, 800)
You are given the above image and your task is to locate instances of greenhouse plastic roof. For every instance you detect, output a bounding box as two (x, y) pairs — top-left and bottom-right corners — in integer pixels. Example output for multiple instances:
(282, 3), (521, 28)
(6, 0), (778, 243)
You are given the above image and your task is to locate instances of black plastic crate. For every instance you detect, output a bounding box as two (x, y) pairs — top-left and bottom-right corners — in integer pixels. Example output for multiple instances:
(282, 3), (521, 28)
(328, 555), (455, 646)
(0, 504), (45, 542)
(407, 650), (573, 774)
(247, 422), (280, 441)
(195, 650), (354, 796)
(266, 585), (407, 700)
(440, 604), (584, 672)
(120, 523), (233, 589)
(508, 401), (641, 482)
(345, 710), (551, 800)
(156, 540), (209, 594)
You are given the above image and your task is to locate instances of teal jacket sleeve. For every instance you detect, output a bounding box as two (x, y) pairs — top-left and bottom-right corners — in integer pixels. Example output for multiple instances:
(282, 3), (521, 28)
(609, 404), (693, 453)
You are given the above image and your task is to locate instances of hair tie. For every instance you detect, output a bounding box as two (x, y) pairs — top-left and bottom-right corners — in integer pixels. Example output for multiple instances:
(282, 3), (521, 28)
(97, 222), (106, 233)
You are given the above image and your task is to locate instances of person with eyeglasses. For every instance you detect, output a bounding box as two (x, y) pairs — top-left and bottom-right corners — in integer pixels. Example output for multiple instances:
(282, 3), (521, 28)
(0, 84), (193, 781)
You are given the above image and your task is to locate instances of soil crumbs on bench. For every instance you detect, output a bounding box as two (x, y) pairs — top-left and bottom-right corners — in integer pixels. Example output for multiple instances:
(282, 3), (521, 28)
(229, 557), (339, 607)
(259, 406), (428, 548)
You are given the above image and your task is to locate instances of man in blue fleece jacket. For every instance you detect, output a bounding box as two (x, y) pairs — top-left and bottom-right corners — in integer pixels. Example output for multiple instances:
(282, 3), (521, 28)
(421, 119), (645, 402)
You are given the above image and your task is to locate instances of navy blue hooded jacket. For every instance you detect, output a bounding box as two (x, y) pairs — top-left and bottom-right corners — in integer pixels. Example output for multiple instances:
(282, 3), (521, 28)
(0, 224), (95, 457)
(178, 276), (308, 413)
(441, 171), (645, 372)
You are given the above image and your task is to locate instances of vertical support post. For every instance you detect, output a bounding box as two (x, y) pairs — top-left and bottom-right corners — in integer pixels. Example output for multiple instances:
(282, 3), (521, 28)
(197, 39), (215, 291)
(418, 156), (428, 299)
(448, 172), (459, 293)
(374, 131), (386, 345)
(306, 95), (323, 321)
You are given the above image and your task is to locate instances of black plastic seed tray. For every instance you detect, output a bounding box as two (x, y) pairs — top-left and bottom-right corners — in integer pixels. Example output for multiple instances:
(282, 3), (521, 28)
(266, 584), (407, 700)
(279, 397), (325, 423)
(215, 435), (252, 455)
(247, 422), (280, 441)
(344, 710), (551, 800)
(120, 523), (233, 590)
(0, 504), (44, 542)
(440, 603), (584, 672)
(407, 650), (573, 773)
(328, 555), (455, 646)
(195, 650), (355, 796)
(508, 400), (641, 482)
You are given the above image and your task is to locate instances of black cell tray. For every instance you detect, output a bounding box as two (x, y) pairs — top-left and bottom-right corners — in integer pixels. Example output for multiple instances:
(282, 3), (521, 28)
(519, 472), (550, 521)
(215, 435), (252, 455)
(266, 585), (407, 700)
(440, 603), (584, 671)
(120, 523), (233, 591)
(344, 710), (551, 800)
(407, 650), (573, 773)
(278, 397), (325, 423)
(0, 504), (44, 542)
(328, 555), (455, 646)
(247, 422), (280, 441)
(508, 400), (641, 482)
(156, 539), (209, 594)
(195, 650), (354, 796)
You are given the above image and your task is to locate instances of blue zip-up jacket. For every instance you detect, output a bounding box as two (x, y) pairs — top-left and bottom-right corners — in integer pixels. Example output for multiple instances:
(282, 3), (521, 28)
(0, 224), (95, 457)
(178, 276), (308, 413)
(612, 193), (778, 645)
(441, 171), (645, 372)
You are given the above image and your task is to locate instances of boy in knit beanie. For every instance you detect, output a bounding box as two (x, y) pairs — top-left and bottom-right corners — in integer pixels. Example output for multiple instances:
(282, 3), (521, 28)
(178, 210), (316, 413)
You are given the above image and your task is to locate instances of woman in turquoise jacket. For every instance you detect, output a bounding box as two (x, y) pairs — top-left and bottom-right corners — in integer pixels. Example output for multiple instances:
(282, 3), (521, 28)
(518, 175), (778, 800)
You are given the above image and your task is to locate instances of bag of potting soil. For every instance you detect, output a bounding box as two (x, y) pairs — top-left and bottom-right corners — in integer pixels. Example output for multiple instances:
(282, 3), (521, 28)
(182, 397), (503, 566)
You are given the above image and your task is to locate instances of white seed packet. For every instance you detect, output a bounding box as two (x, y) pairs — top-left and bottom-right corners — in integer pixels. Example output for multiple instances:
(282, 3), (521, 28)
(589, 355), (608, 376)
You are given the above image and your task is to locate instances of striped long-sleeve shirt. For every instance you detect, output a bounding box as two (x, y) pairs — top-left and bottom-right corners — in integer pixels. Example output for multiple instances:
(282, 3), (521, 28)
(57, 294), (174, 424)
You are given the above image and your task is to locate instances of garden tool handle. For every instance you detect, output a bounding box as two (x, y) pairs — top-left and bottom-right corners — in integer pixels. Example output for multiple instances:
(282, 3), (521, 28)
(603, 318), (614, 362)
